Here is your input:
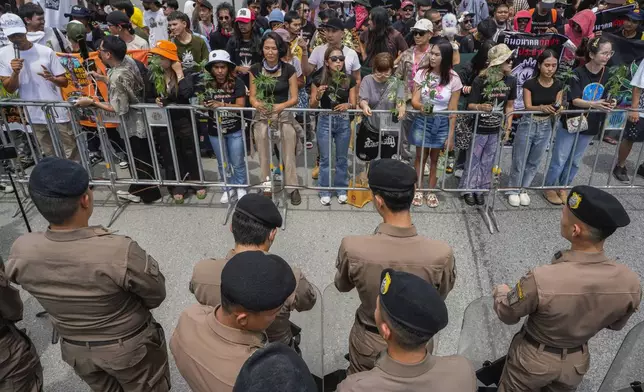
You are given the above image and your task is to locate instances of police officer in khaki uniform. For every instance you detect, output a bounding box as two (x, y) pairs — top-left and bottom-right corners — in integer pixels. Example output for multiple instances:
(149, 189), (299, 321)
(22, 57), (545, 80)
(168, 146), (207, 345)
(337, 269), (477, 391)
(190, 194), (317, 347)
(335, 159), (457, 374)
(6, 157), (170, 392)
(493, 185), (641, 392)
(171, 251), (296, 392)
(0, 258), (43, 392)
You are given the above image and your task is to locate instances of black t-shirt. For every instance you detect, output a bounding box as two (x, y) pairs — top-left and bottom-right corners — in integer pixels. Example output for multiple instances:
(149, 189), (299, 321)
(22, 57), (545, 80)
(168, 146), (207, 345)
(227, 38), (262, 87)
(564, 65), (609, 136)
(208, 77), (246, 136)
(523, 77), (563, 116)
(432, 0), (454, 16)
(301, 22), (316, 47)
(313, 73), (357, 109)
(530, 9), (555, 34)
(250, 62), (297, 105)
(468, 74), (518, 134)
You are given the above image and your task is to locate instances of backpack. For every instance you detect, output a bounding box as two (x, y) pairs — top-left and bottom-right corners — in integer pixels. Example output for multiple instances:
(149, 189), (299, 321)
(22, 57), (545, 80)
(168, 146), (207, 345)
(529, 8), (558, 25)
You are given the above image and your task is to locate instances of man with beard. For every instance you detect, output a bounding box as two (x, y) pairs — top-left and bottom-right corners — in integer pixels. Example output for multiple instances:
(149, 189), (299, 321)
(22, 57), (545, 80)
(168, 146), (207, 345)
(142, 0), (168, 46)
(208, 2), (234, 50)
(392, 1), (415, 37)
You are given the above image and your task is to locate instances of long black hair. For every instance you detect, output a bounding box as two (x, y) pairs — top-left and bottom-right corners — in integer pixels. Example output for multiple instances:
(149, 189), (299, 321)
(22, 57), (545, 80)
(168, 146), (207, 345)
(530, 49), (558, 80)
(471, 39), (494, 78)
(231, 18), (262, 53)
(418, 36), (453, 86)
(365, 6), (393, 65)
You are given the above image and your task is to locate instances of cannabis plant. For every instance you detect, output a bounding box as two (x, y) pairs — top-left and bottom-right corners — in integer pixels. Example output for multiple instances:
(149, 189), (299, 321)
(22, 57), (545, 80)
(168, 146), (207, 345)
(253, 73), (277, 112)
(327, 70), (349, 105)
(555, 65), (578, 107)
(148, 55), (167, 97)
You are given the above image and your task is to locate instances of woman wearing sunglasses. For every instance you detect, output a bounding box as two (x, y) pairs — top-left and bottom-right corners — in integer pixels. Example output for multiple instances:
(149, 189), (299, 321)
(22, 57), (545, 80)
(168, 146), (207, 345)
(310, 47), (357, 205)
(460, 44), (516, 206)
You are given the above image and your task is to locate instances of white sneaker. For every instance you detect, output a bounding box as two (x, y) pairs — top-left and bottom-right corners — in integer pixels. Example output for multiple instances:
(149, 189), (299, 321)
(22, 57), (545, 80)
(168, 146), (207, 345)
(454, 168), (463, 178)
(261, 177), (272, 194)
(0, 183), (14, 193)
(508, 194), (520, 207)
(320, 196), (331, 206)
(119, 161), (129, 170)
(519, 192), (531, 206)
(220, 189), (235, 204)
(236, 188), (247, 199)
(424, 163), (430, 176)
(116, 190), (141, 203)
(338, 194), (348, 204)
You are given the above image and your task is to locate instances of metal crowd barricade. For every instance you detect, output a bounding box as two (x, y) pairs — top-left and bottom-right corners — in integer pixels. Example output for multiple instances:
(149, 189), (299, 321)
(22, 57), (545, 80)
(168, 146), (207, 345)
(0, 100), (639, 232)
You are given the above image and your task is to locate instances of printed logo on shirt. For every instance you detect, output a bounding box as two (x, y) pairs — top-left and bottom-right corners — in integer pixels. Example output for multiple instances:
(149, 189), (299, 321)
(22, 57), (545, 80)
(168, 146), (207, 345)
(45, 0), (60, 11)
(181, 50), (195, 69)
(582, 82), (604, 101)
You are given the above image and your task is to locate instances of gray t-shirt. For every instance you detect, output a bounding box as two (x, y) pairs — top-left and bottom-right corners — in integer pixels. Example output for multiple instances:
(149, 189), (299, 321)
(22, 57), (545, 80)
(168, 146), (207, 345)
(359, 74), (401, 130)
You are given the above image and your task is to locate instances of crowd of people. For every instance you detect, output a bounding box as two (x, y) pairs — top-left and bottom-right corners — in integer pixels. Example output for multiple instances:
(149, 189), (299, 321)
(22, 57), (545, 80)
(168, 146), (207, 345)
(0, 0), (643, 208)
(0, 156), (640, 392)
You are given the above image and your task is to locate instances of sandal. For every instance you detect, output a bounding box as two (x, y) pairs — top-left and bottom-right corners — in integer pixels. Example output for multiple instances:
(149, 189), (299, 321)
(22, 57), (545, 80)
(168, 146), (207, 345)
(603, 136), (618, 145)
(173, 194), (185, 204)
(412, 191), (424, 206)
(196, 189), (207, 200)
(426, 192), (439, 208)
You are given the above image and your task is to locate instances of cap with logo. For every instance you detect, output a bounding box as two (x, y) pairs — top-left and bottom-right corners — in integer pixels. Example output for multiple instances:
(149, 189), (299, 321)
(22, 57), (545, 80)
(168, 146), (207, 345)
(0, 13), (26, 37)
(205, 49), (236, 71)
(64, 5), (92, 18)
(627, 9), (644, 21)
(411, 18), (433, 32)
(566, 185), (630, 231)
(236, 8), (255, 23)
(401, 0), (414, 9)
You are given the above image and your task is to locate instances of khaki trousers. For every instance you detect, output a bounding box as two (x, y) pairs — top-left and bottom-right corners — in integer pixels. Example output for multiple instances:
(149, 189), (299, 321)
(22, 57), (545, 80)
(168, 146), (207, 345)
(498, 333), (590, 392)
(31, 122), (79, 161)
(60, 322), (171, 392)
(0, 326), (43, 392)
(253, 113), (298, 188)
(347, 320), (434, 375)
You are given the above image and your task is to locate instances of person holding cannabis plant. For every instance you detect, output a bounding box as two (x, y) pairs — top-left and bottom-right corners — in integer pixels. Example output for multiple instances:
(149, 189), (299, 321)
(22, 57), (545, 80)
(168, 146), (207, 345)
(203, 50), (248, 204)
(147, 39), (206, 204)
(310, 46), (358, 206)
(410, 37), (462, 208)
(249, 31), (302, 205)
(459, 43), (516, 207)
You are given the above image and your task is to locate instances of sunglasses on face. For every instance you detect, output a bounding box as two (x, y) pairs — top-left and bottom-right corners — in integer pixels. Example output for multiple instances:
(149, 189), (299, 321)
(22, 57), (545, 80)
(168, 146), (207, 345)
(302, 8), (311, 12)
(555, 4), (567, 8)
(412, 30), (428, 36)
(329, 55), (346, 62)
(463, 18), (473, 23)
(402, 7), (413, 11)
(505, 58), (514, 64)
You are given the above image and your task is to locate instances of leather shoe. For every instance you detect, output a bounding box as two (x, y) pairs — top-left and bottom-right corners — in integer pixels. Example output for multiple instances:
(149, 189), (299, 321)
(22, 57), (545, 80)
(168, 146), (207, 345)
(474, 193), (485, 205)
(543, 190), (562, 205)
(463, 193), (476, 206)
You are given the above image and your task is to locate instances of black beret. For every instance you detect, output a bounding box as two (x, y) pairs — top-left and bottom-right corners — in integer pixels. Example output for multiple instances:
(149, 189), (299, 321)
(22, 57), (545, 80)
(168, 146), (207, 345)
(235, 194), (282, 228)
(379, 269), (448, 336)
(221, 251), (295, 312)
(566, 185), (630, 230)
(233, 342), (317, 392)
(106, 11), (131, 26)
(368, 159), (417, 192)
(28, 157), (90, 198)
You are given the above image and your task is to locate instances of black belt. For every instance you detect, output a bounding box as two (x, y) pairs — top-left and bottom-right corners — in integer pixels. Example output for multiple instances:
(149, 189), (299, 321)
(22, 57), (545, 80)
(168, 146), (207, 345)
(62, 323), (149, 347)
(0, 325), (10, 340)
(523, 332), (584, 355)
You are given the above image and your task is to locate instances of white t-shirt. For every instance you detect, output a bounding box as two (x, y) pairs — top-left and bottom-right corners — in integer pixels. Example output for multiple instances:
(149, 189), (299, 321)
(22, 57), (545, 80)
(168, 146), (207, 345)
(143, 9), (168, 47)
(309, 44), (361, 74)
(126, 34), (150, 50)
(413, 69), (462, 111)
(36, 0), (72, 30)
(0, 43), (69, 124)
(630, 58), (644, 118)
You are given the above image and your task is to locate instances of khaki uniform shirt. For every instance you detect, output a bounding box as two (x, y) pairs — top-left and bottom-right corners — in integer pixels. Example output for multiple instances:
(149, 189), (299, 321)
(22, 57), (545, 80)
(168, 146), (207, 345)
(6, 226), (166, 340)
(170, 304), (266, 392)
(335, 223), (456, 329)
(189, 249), (317, 344)
(336, 350), (477, 391)
(494, 249), (642, 348)
(0, 261), (23, 325)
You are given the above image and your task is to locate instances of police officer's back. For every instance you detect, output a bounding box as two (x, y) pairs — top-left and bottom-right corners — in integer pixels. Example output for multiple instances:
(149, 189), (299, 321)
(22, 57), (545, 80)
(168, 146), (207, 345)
(493, 186), (641, 392)
(336, 269), (476, 391)
(0, 257), (43, 392)
(189, 194), (317, 346)
(334, 159), (457, 374)
(171, 251), (297, 392)
(6, 157), (170, 391)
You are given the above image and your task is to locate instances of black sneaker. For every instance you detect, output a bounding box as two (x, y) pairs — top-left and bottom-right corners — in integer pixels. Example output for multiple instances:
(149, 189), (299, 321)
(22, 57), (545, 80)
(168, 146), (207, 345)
(638, 164), (644, 178)
(474, 193), (486, 205)
(463, 193), (476, 206)
(613, 165), (630, 183)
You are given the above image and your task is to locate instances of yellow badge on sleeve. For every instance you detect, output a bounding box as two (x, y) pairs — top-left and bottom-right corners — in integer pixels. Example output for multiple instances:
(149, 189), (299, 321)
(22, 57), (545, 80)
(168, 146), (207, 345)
(507, 280), (525, 306)
(381, 272), (391, 295)
(568, 192), (582, 209)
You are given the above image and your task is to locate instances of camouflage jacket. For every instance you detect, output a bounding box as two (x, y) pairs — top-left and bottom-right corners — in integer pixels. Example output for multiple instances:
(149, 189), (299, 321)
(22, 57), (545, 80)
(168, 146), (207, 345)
(107, 56), (146, 139)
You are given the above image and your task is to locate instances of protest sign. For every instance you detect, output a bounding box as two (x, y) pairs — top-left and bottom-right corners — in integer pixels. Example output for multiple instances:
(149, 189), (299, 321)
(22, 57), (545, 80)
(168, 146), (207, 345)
(594, 5), (635, 32)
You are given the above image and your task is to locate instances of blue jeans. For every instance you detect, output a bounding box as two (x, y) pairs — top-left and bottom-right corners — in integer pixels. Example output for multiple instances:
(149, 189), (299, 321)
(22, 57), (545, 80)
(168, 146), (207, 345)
(317, 114), (351, 197)
(507, 117), (553, 194)
(209, 132), (247, 190)
(544, 124), (593, 187)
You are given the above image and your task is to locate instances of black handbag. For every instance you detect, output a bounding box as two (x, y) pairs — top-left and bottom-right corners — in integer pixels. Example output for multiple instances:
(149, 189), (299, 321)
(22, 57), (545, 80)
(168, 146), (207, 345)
(355, 84), (400, 161)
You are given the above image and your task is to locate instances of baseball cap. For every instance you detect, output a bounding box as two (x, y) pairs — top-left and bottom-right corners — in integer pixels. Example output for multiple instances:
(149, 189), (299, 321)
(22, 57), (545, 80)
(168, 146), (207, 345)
(411, 18), (433, 32)
(539, 0), (556, 9)
(106, 11), (131, 26)
(235, 8), (254, 23)
(0, 13), (26, 37)
(627, 9), (644, 20)
(150, 40), (179, 62)
(64, 5), (92, 18)
(321, 17), (344, 30)
(66, 20), (86, 42)
(401, 0), (414, 8)
(268, 9), (284, 23)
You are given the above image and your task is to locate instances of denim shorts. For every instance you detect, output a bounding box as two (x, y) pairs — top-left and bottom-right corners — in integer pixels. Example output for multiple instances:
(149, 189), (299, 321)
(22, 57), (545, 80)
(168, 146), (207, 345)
(409, 115), (449, 149)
